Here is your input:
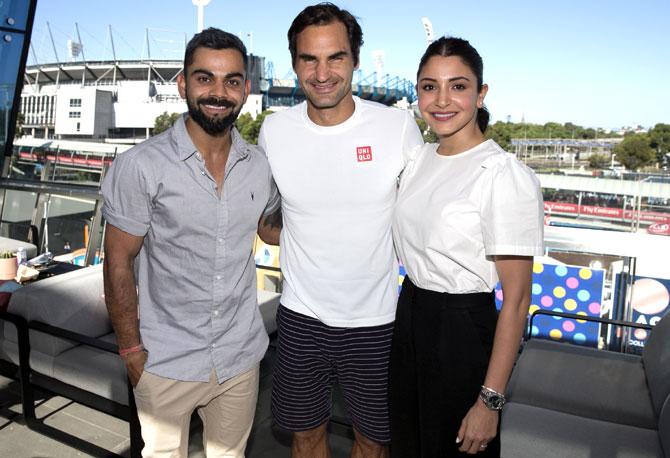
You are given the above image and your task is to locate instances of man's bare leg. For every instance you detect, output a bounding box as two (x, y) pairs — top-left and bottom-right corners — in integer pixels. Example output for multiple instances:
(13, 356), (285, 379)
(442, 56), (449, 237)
(292, 422), (330, 458)
(351, 429), (388, 458)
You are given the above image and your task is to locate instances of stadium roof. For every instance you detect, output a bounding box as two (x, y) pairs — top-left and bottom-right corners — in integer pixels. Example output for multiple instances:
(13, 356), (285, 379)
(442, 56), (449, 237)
(25, 60), (184, 85)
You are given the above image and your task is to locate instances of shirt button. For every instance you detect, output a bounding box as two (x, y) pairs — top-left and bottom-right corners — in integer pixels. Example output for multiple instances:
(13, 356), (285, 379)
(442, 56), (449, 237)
(216, 275), (222, 280)
(213, 310), (219, 316)
(211, 343), (216, 348)
(201, 171), (206, 176)
(217, 238), (223, 243)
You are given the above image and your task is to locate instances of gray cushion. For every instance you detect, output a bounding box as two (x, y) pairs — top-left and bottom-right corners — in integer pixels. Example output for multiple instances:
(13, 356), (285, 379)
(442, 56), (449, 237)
(52, 333), (128, 406)
(659, 396), (670, 457)
(501, 402), (663, 458)
(1, 340), (57, 377)
(642, 314), (670, 416)
(5, 265), (109, 356)
(0, 236), (38, 258)
(507, 339), (656, 429)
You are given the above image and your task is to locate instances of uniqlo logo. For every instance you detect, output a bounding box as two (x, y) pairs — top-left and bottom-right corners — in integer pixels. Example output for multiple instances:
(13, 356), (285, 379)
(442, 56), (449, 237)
(356, 146), (373, 162)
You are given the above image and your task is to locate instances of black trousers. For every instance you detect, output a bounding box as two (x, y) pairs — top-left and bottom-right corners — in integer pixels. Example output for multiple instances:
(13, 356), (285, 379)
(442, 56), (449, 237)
(389, 277), (500, 458)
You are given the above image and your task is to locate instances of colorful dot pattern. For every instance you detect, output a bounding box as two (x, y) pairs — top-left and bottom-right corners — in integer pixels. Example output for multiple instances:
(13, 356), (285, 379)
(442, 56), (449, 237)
(495, 263), (604, 347)
(398, 263), (605, 347)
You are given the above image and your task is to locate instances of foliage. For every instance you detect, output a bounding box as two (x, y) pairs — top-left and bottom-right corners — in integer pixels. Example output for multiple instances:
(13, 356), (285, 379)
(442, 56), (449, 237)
(414, 118), (438, 143)
(648, 123), (670, 165)
(486, 121), (513, 151)
(0, 250), (15, 259)
(153, 112), (181, 136)
(235, 110), (274, 145)
(587, 153), (609, 169)
(613, 134), (656, 171)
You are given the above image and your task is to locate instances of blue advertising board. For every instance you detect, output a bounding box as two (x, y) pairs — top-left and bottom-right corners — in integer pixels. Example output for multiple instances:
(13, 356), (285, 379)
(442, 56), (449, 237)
(495, 263), (605, 347)
(399, 262), (605, 347)
(614, 274), (670, 350)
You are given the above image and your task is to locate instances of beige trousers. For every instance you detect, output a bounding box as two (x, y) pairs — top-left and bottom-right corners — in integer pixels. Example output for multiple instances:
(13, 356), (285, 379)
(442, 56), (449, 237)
(132, 364), (260, 457)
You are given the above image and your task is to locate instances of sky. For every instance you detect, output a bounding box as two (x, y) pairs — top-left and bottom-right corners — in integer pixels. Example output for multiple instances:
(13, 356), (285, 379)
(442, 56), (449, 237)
(29, 0), (670, 130)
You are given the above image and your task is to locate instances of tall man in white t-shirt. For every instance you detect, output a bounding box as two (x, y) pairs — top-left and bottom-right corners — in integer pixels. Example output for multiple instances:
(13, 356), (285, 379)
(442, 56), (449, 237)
(259, 4), (423, 458)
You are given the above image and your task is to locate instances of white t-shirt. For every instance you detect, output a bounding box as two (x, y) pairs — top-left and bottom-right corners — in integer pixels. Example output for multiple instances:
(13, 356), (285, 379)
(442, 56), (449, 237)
(259, 96), (424, 327)
(393, 140), (544, 294)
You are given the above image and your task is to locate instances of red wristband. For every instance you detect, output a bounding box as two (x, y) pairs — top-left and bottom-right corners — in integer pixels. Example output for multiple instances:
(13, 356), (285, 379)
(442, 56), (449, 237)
(119, 344), (144, 357)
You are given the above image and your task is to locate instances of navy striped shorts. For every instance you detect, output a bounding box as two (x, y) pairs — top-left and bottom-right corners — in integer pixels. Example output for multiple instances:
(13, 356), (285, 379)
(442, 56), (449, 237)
(271, 305), (394, 444)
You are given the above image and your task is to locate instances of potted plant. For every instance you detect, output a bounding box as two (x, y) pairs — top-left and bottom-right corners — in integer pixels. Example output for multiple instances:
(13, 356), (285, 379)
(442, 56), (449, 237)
(0, 250), (18, 280)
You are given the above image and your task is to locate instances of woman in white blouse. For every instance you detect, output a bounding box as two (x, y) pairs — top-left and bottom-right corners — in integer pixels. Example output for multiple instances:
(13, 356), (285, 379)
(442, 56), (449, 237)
(389, 37), (544, 457)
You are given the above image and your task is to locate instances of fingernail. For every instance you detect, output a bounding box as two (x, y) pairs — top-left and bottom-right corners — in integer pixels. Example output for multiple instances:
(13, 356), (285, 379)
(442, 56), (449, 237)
(455, 437), (461, 444)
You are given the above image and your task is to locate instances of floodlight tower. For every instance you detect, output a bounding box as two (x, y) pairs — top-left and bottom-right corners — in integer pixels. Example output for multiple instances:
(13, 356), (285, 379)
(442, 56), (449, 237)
(421, 17), (434, 45)
(192, 0), (212, 33)
(371, 50), (385, 77)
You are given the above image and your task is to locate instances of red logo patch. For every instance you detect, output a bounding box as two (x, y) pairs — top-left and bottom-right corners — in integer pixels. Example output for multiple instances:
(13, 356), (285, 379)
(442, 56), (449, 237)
(356, 146), (373, 162)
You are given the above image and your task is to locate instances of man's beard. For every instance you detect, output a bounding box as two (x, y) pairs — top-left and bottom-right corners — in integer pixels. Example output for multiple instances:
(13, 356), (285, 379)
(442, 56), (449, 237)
(187, 95), (241, 136)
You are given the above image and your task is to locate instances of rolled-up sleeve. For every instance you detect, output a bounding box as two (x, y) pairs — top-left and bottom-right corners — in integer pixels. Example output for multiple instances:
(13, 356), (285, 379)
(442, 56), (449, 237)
(481, 160), (544, 256)
(101, 153), (153, 237)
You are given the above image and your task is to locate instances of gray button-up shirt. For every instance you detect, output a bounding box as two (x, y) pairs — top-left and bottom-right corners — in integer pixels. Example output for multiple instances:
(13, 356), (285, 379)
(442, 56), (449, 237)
(102, 115), (279, 382)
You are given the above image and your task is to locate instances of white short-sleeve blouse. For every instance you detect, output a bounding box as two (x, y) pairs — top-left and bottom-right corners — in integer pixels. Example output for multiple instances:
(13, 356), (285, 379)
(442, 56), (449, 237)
(392, 140), (545, 293)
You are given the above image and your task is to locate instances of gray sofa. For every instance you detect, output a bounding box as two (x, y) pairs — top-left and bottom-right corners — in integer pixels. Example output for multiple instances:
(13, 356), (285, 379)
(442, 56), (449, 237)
(0, 236), (38, 258)
(0, 264), (281, 455)
(502, 313), (669, 457)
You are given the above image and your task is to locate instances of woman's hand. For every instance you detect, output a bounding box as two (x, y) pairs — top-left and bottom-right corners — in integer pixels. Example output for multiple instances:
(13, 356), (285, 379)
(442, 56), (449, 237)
(456, 400), (498, 454)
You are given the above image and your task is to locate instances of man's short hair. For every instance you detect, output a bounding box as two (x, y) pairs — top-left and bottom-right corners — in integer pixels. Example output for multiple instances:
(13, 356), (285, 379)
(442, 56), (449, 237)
(184, 27), (248, 73)
(287, 2), (363, 67)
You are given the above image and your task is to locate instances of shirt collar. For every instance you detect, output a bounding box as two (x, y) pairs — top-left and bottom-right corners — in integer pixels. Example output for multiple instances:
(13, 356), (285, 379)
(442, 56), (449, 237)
(171, 114), (250, 162)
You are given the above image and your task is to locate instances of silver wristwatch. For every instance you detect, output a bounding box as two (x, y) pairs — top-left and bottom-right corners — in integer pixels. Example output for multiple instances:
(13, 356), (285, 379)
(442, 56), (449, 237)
(479, 385), (506, 411)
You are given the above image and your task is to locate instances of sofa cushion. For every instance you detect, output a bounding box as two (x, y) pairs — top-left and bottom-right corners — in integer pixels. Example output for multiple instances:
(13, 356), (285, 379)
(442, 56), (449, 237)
(0, 236), (38, 258)
(659, 396), (670, 457)
(52, 333), (128, 406)
(507, 339), (656, 429)
(641, 314), (670, 416)
(4, 265), (108, 356)
(501, 402), (663, 458)
(1, 340), (57, 377)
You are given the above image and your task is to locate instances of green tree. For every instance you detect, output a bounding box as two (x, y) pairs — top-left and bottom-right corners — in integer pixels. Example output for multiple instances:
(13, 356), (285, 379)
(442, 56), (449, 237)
(235, 112), (253, 135)
(153, 112), (181, 135)
(487, 121), (513, 151)
(648, 123), (670, 165)
(414, 117), (438, 143)
(588, 153), (609, 169)
(613, 134), (655, 171)
(236, 110), (274, 145)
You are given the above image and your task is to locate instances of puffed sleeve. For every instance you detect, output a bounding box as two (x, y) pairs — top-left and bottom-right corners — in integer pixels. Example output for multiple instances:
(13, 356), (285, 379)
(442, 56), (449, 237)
(101, 152), (153, 237)
(480, 157), (544, 256)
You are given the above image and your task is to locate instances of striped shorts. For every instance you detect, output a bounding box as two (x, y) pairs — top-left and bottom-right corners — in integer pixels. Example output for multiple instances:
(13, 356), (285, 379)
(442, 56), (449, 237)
(271, 305), (394, 444)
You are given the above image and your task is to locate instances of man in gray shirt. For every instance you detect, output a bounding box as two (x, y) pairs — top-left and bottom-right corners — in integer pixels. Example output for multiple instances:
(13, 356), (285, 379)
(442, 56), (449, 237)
(102, 28), (280, 457)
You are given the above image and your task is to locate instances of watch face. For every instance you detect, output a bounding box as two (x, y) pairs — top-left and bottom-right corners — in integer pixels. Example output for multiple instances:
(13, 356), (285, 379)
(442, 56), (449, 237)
(481, 391), (505, 410)
(489, 394), (505, 409)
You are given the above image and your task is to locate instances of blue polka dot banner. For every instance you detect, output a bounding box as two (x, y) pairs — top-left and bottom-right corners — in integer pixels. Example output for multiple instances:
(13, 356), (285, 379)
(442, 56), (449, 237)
(398, 262), (605, 347)
(495, 263), (605, 347)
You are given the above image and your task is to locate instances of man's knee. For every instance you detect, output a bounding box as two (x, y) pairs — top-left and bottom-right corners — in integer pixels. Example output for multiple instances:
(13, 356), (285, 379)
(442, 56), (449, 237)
(353, 429), (388, 458)
(292, 422), (330, 456)
(294, 422), (328, 443)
